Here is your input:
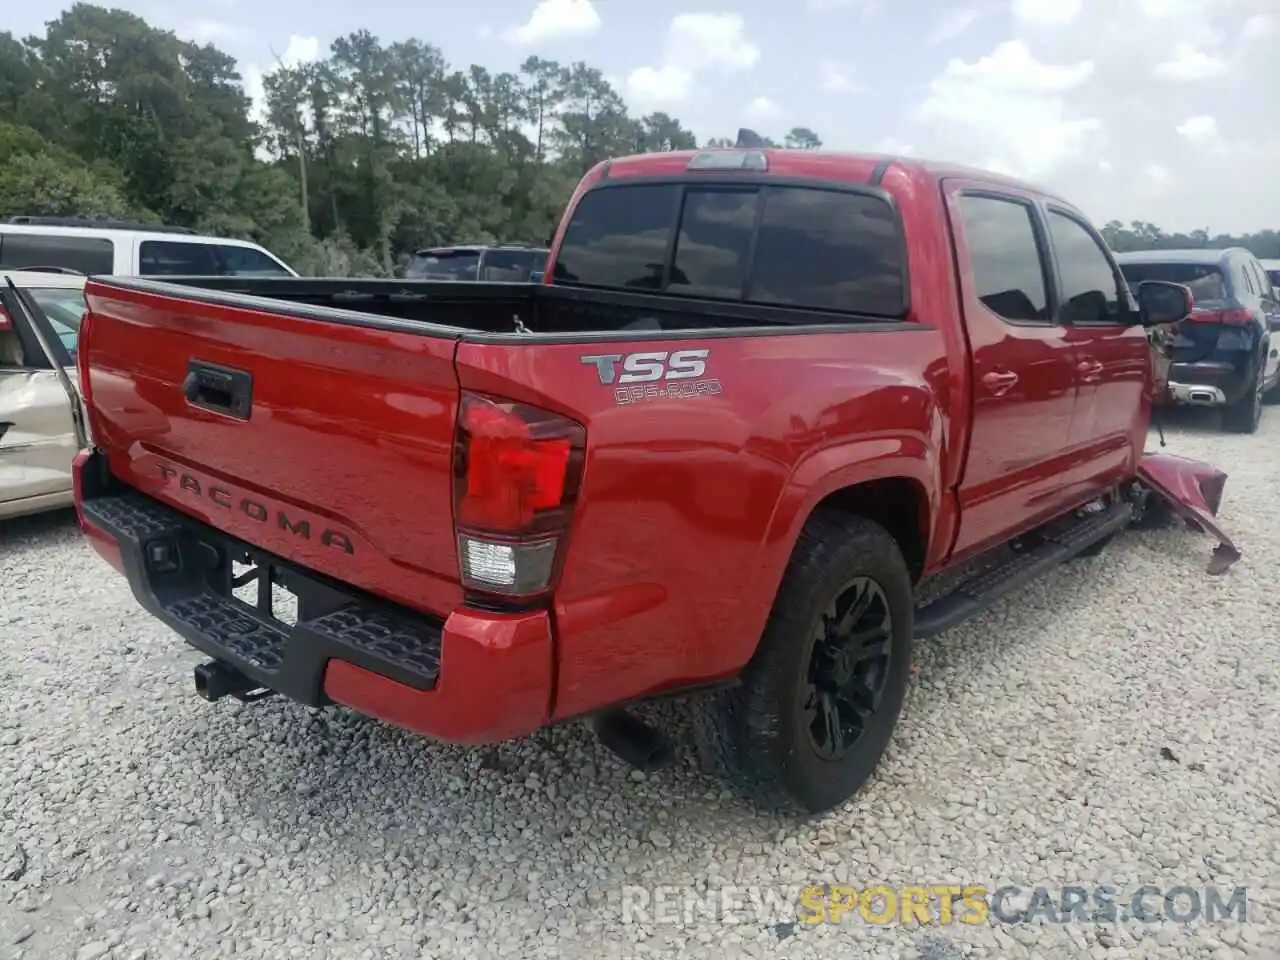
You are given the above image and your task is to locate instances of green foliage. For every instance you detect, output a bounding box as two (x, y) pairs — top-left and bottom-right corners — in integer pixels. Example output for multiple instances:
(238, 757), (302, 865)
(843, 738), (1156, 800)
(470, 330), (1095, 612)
(1100, 221), (1280, 259)
(0, 5), (736, 276)
(10, 6), (1266, 277)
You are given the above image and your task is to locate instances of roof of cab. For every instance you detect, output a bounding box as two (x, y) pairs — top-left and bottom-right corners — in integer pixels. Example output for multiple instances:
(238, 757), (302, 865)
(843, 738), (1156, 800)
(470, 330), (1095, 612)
(592, 148), (1073, 205)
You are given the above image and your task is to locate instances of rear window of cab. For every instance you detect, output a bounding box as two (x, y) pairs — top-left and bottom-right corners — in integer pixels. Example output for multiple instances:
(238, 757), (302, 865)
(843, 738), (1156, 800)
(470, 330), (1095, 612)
(551, 182), (908, 318)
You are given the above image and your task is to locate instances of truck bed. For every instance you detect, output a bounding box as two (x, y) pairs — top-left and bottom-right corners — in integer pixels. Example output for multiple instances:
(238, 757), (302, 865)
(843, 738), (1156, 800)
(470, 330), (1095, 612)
(103, 275), (901, 338)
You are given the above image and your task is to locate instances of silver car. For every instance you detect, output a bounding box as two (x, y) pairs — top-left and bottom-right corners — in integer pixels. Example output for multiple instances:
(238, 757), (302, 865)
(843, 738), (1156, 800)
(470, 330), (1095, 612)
(0, 270), (88, 519)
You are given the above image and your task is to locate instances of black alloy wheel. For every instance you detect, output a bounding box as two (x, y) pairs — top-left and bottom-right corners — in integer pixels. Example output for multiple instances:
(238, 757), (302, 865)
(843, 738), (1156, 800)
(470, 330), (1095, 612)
(803, 577), (893, 761)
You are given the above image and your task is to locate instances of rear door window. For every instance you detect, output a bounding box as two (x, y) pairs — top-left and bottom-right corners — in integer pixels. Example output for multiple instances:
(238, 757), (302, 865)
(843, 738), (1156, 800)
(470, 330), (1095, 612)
(553, 182), (906, 316)
(1045, 209), (1125, 324)
(554, 185), (679, 291)
(478, 249), (546, 282)
(749, 188), (904, 314)
(139, 241), (291, 277)
(669, 189), (758, 298)
(407, 250), (483, 281)
(0, 233), (114, 274)
(956, 195), (1050, 323)
(26, 287), (87, 357)
(1117, 262), (1229, 304)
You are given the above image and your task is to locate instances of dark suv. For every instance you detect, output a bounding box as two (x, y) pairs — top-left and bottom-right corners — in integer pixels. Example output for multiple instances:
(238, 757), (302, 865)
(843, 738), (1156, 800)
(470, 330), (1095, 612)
(403, 243), (549, 283)
(1115, 248), (1280, 433)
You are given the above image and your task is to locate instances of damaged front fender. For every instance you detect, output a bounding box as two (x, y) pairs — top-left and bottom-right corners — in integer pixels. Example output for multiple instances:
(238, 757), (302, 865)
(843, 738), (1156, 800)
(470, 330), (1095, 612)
(1136, 452), (1241, 575)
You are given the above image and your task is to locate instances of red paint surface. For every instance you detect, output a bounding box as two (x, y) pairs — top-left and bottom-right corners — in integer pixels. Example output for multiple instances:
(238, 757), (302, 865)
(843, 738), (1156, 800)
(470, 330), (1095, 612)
(76, 150), (1203, 743)
(323, 607), (554, 743)
(1137, 452), (1239, 572)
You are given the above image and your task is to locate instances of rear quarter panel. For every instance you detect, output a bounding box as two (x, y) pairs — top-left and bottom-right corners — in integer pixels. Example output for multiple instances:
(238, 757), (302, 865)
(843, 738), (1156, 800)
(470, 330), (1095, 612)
(456, 325), (948, 721)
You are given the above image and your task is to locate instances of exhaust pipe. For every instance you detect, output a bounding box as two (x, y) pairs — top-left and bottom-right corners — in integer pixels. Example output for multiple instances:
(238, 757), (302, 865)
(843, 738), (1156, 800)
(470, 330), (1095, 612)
(1169, 382), (1226, 406)
(193, 660), (274, 703)
(592, 710), (675, 772)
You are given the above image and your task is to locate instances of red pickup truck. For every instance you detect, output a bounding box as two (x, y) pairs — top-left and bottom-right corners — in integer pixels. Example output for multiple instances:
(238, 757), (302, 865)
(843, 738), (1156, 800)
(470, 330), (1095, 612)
(69, 148), (1240, 814)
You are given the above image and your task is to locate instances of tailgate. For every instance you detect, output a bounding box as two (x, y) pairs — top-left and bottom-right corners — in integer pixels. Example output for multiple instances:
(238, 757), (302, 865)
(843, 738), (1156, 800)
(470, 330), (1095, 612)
(80, 280), (464, 616)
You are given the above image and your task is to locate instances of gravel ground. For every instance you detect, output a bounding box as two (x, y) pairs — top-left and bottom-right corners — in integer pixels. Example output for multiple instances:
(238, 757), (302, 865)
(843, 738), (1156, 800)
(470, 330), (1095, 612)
(2, 409), (1279, 960)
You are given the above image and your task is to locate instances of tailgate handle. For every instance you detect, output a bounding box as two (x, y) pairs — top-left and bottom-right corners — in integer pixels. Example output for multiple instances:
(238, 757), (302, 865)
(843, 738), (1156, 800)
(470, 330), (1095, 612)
(183, 360), (253, 420)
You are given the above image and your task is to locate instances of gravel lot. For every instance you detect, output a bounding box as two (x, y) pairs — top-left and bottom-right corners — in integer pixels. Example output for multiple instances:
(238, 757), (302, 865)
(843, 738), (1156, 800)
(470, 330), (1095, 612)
(2, 410), (1279, 960)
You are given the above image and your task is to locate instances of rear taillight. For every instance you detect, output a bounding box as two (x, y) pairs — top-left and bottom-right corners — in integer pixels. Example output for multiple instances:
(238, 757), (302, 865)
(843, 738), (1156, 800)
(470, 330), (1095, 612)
(452, 391), (585, 600)
(1186, 307), (1253, 325)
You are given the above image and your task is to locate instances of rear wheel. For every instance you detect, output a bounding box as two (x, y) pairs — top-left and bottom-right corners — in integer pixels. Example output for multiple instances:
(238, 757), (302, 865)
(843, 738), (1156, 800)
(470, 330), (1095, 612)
(1221, 366), (1263, 434)
(691, 511), (914, 815)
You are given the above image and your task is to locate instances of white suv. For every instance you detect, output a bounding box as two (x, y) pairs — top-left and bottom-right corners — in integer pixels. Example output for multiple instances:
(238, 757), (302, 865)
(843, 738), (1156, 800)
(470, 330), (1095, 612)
(0, 217), (297, 278)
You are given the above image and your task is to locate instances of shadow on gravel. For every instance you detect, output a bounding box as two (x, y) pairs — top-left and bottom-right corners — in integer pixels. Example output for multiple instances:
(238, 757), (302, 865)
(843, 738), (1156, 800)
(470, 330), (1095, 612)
(0, 506), (78, 552)
(1152, 405), (1223, 435)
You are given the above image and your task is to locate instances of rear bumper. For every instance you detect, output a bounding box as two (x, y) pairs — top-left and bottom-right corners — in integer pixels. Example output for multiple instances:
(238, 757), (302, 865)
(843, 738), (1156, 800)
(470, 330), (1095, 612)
(1167, 360), (1250, 406)
(72, 450), (552, 745)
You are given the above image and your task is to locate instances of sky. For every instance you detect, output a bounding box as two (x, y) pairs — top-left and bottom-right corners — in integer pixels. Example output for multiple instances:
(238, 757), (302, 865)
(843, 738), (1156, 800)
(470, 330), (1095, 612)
(14, 0), (1280, 235)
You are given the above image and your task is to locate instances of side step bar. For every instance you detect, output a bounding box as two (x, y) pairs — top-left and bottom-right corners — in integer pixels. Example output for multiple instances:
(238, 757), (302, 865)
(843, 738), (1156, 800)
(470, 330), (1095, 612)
(914, 500), (1133, 639)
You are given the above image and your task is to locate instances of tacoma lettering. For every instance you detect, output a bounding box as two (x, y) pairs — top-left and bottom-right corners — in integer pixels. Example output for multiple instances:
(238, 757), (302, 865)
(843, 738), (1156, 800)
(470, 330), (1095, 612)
(157, 464), (354, 555)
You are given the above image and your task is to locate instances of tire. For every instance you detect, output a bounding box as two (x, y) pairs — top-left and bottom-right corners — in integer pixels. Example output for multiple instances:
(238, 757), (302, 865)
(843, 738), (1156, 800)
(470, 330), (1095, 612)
(1221, 365), (1263, 434)
(691, 510), (915, 815)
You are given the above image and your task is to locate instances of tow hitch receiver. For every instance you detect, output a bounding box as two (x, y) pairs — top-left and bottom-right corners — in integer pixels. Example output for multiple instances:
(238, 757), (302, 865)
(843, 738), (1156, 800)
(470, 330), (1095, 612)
(194, 660), (276, 703)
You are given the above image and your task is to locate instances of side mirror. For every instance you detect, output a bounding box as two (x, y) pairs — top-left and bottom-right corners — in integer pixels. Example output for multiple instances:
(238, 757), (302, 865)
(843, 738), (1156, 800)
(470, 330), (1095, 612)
(529, 270), (544, 284)
(1136, 280), (1192, 327)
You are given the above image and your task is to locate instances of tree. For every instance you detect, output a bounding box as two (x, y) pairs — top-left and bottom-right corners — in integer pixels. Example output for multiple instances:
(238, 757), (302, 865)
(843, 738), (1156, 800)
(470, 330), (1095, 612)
(11, 3), (1267, 279)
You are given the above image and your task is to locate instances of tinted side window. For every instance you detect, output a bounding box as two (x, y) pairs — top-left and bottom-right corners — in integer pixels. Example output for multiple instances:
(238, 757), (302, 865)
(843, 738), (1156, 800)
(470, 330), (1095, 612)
(1046, 210), (1123, 324)
(1245, 259), (1271, 299)
(749, 188), (904, 315)
(0, 233), (114, 274)
(670, 189), (758, 298)
(957, 195), (1049, 323)
(139, 241), (220, 275)
(214, 245), (292, 276)
(553, 185), (679, 290)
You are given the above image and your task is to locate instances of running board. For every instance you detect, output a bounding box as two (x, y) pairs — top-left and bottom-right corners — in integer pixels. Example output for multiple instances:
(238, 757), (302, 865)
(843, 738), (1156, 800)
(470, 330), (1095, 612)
(914, 500), (1133, 639)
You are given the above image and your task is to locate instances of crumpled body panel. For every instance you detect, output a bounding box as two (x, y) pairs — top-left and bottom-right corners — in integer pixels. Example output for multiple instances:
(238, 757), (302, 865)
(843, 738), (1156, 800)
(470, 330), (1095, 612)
(1137, 452), (1241, 574)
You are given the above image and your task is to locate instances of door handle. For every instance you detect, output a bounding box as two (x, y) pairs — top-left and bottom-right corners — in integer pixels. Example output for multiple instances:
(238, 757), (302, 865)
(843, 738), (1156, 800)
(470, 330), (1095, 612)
(1077, 359), (1104, 382)
(183, 359), (254, 421)
(981, 370), (1019, 396)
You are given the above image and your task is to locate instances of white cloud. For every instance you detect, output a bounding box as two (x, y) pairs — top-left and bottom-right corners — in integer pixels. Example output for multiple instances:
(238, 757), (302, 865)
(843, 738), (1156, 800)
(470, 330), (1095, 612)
(1144, 164), (1173, 188)
(819, 61), (864, 93)
(1242, 15), (1273, 40)
(665, 13), (760, 72)
(1153, 43), (1228, 80)
(625, 13), (761, 107)
(874, 137), (916, 156)
(912, 40), (1100, 179)
(1175, 115), (1218, 144)
(502, 0), (601, 46)
(624, 65), (695, 106)
(889, 0), (1280, 233)
(928, 7), (985, 45)
(1012, 0), (1083, 27)
(807, 0), (880, 16)
(242, 34), (321, 137)
(279, 35), (321, 67)
(745, 96), (783, 122)
(178, 19), (242, 44)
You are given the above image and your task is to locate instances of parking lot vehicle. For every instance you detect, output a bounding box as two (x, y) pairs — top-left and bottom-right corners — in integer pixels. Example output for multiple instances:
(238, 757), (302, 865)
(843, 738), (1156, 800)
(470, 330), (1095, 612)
(69, 149), (1240, 813)
(0, 270), (87, 519)
(0, 217), (298, 278)
(1261, 258), (1280, 290)
(403, 243), (548, 282)
(1115, 248), (1280, 428)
